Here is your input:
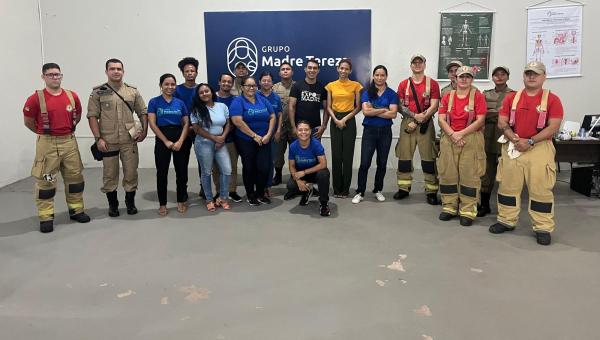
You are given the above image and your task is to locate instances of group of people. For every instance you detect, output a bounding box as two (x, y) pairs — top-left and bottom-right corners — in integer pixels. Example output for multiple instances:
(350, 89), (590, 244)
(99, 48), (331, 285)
(23, 55), (563, 246)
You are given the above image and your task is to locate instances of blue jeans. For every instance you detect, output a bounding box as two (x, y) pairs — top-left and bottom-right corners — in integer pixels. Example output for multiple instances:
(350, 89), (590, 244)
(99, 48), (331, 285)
(194, 138), (232, 201)
(356, 125), (392, 195)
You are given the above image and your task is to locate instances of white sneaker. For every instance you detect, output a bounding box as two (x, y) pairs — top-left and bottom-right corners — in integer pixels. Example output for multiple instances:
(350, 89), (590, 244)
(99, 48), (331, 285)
(351, 194), (364, 204)
(374, 191), (386, 202)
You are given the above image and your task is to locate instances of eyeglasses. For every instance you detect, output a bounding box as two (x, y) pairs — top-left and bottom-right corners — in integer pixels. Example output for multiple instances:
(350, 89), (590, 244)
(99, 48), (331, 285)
(242, 84), (257, 88)
(44, 73), (63, 79)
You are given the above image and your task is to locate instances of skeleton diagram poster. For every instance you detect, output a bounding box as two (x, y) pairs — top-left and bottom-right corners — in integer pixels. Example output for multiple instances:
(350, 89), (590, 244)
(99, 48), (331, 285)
(437, 12), (494, 80)
(527, 4), (583, 78)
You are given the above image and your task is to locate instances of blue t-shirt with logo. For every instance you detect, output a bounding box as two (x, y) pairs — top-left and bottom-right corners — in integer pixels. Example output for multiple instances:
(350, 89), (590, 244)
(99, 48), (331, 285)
(217, 94), (236, 143)
(360, 87), (399, 127)
(229, 95), (274, 141)
(174, 84), (196, 110)
(288, 138), (325, 171)
(148, 95), (189, 127)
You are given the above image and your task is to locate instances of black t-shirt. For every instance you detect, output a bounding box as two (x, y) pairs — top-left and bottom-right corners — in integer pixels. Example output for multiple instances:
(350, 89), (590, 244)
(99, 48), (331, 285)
(289, 79), (327, 129)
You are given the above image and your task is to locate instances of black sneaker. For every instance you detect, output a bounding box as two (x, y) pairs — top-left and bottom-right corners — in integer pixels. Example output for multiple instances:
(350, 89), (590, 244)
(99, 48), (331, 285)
(320, 203), (331, 217)
(40, 220), (54, 233)
(535, 231), (552, 246)
(247, 197), (260, 206)
(300, 187), (313, 206)
(258, 196), (271, 205)
(70, 212), (91, 223)
(283, 191), (297, 200)
(393, 190), (409, 200)
(459, 216), (473, 226)
(439, 212), (457, 221)
(229, 192), (242, 202)
(489, 222), (515, 234)
(426, 193), (439, 205)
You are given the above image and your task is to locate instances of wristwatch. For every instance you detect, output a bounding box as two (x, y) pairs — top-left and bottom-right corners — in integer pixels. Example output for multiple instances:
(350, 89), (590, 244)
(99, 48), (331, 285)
(527, 138), (535, 146)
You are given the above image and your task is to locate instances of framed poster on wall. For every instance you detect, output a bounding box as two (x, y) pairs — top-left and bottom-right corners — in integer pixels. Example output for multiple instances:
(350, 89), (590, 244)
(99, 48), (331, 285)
(527, 3), (583, 78)
(437, 11), (494, 80)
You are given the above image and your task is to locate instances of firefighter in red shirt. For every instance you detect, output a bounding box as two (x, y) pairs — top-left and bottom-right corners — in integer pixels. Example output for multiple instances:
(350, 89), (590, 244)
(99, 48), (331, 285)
(394, 55), (441, 205)
(23, 63), (91, 233)
(437, 66), (487, 226)
(489, 61), (564, 245)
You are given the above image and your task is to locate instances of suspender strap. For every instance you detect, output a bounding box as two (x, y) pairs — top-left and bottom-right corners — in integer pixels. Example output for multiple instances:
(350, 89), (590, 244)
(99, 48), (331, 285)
(423, 77), (431, 109)
(467, 87), (476, 125)
(404, 78), (411, 107)
(446, 90), (456, 126)
(64, 90), (77, 132)
(36, 90), (51, 135)
(536, 89), (550, 131)
(509, 89), (523, 127)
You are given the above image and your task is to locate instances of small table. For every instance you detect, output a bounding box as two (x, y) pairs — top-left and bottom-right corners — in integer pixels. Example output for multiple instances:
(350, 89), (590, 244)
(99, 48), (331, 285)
(554, 139), (600, 197)
(554, 139), (600, 163)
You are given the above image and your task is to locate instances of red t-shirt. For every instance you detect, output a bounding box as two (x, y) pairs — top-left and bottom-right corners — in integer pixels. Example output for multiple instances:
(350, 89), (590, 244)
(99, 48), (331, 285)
(397, 76), (441, 113)
(499, 89), (564, 139)
(23, 89), (82, 136)
(440, 89), (487, 131)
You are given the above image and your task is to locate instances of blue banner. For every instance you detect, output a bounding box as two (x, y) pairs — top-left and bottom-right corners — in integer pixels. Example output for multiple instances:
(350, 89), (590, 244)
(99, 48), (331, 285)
(204, 10), (372, 88)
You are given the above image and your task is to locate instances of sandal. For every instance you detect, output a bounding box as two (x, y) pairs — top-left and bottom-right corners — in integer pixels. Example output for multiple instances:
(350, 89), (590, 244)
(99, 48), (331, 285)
(216, 198), (231, 210)
(158, 205), (168, 216)
(177, 202), (188, 213)
(206, 201), (216, 212)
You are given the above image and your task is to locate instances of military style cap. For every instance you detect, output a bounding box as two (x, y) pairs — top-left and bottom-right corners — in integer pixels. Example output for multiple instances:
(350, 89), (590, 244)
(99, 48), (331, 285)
(410, 54), (426, 63)
(446, 60), (463, 71)
(524, 61), (546, 74)
(492, 66), (510, 76)
(456, 65), (474, 77)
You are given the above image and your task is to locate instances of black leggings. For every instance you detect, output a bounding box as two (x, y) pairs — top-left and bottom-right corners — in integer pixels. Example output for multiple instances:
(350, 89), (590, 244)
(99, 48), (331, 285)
(154, 125), (191, 206)
(234, 135), (271, 199)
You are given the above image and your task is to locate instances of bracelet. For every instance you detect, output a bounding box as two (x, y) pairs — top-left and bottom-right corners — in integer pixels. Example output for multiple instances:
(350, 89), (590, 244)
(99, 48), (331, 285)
(448, 131), (454, 137)
(95, 137), (101, 142)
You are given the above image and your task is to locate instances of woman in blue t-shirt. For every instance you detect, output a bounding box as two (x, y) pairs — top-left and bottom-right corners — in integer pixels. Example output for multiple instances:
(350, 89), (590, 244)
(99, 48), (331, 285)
(189, 83), (232, 212)
(230, 76), (276, 206)
(257, 72), (283, 197)
(148, 73), (192, 216)
(352, 65), (399, 204)
(286, 120), (331, 217)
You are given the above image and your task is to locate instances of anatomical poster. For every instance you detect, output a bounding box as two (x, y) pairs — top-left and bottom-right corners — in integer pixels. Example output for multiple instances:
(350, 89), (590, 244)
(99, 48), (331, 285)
(527, 4), (583, 78)
(438, 12), (494, 80)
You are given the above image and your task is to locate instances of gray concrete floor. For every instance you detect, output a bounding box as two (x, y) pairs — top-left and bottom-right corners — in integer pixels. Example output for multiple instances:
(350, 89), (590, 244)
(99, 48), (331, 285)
(0, 168), (599, 340)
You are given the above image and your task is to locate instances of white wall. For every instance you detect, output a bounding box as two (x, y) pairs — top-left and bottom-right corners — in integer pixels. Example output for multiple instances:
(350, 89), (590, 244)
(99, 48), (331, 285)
(1, 0), (43, 187)
(2, 0), (598, 186)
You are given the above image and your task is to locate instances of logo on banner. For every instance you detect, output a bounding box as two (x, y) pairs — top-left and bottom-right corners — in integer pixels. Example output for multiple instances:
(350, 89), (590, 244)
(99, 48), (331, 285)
(227, 37), (258, 76)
